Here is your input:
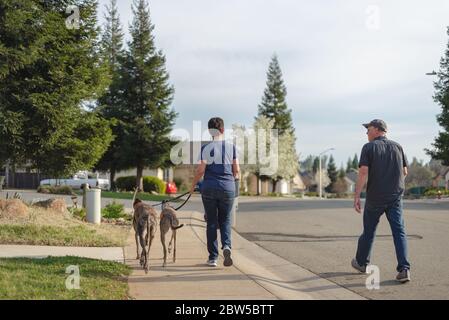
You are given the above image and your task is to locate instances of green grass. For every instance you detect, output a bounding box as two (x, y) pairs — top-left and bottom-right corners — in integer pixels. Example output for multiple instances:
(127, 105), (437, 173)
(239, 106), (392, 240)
(75, 190), (175, 202)
(0, 224), (126, 247)
(0, 256), (131, 300)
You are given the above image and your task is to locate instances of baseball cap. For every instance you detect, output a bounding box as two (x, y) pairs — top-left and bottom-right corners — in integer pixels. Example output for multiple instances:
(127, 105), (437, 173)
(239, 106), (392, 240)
(363, 119), (387, 132)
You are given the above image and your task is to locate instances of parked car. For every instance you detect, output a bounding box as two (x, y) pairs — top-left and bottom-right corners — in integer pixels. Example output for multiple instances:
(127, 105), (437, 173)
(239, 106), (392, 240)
(40, 171), (110, 190)
(166, 181), (178, 195)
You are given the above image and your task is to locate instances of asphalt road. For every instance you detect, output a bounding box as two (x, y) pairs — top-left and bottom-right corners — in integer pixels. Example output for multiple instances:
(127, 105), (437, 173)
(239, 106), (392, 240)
(4, 190), (449, 299)
(170, 195), (449, 300)
(233, 197), (449, 300)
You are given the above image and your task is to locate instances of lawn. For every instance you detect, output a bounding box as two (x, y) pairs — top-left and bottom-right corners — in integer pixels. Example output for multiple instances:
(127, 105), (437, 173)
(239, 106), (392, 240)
(0, 256), (131, 300)
(0, 206), (130, 247)
(0, 224), (125, 247)
(75, 190), (177, 202)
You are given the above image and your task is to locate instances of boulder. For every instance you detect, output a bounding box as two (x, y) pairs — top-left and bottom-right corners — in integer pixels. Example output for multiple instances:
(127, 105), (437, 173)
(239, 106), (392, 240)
(0, 199), (29, 219)
(33, 198), (68, 214)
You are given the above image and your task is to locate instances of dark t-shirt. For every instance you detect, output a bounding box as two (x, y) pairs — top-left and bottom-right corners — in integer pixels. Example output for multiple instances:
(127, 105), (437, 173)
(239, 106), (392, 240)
(199, 140), (237, 192)
(359, 136), (408, 205)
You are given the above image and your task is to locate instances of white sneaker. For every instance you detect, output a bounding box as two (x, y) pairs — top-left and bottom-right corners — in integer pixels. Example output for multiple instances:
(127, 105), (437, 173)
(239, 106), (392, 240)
(207, 259), (218, 267)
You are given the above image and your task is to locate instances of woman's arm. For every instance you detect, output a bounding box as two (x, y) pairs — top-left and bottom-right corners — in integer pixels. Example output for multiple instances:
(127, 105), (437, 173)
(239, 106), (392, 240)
(232, 158), (240, 180)
(189, 161), (206, 194)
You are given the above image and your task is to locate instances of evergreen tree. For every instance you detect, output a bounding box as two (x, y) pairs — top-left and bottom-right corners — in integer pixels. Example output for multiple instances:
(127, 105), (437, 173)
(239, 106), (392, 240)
(346, 158), (352, 173)
(351, 154), (359, 170)
(325, 155), (338, 193)
(312, 157), (320, 174)
(95, 0), (126, 190)
(339, 167), (346, 179)
(0, 0), (112, 177)
(118, 0), (177, 190)
(427, 27), (449, 165)
(258, 55), (294, 135)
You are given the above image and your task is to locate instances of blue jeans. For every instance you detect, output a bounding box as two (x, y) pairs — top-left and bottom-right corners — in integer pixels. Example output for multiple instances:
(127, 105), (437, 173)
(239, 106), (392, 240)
(201, 188), (234, 261)
(356, 197), (411, 272)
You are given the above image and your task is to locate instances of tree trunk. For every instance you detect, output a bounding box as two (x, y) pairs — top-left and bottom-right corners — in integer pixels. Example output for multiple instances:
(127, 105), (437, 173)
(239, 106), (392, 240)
(256, 173), (260, 196)
(136, 165), (144, 191)
(272, 178), (278, 193)
(110, 166), (116, 191)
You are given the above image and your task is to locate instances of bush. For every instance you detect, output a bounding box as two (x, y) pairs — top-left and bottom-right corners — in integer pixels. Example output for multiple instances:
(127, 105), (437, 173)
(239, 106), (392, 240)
(72, 208), (86, 220)
(423, 188), (449, 197)
(305, 192), (319, 197)
(143, 176), (166, 194)
(115, 176), (136, 192)
(115, 176), (166, 194)
(37, 185), (74, 195)
(266, 192), (282, 197)
(102, 201), (126, 219)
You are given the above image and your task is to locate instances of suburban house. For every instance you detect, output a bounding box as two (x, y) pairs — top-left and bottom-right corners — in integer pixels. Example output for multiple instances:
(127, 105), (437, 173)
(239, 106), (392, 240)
(170, 141), (304, 195)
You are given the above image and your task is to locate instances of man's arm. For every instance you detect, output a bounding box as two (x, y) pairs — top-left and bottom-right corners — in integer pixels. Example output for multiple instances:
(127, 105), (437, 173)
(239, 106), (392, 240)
(403, 167), (408, 177)
(189, 161), (206, 194)
(354, 166), (369, 214)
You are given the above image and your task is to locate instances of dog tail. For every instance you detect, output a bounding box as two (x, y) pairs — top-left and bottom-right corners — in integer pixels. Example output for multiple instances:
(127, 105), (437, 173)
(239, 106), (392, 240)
(170, 216), (184, 230)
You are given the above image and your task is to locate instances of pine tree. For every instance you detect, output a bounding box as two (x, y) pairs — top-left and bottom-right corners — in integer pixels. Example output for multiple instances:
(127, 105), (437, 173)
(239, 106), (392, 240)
(95, 0), (126, 190)
(427, 27), (449, 165)
(325, 155), (338, 193)
(346, 158), (352, 173)
(258, 55), (294, 135)
(118, 0), (178, 190)
(0, 0), (112, 177)
(352, 154), (359, 170)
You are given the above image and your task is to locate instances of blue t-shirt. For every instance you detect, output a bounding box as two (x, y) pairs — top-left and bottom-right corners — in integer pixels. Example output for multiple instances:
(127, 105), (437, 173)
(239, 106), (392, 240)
(199, 141), (237, 192)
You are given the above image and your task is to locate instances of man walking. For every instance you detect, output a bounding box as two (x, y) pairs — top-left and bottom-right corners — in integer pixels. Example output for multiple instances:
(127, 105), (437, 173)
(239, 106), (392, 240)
(352, 119), (411, 283)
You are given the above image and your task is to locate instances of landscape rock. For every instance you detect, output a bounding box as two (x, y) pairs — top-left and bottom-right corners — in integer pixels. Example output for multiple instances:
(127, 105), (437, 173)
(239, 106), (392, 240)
(0, 199), (29, 219)
(33, 198), (68, 214)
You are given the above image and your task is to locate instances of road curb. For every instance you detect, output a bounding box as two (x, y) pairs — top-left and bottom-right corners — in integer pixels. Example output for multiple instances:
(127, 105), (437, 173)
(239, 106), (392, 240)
(188, 211), (365, 300)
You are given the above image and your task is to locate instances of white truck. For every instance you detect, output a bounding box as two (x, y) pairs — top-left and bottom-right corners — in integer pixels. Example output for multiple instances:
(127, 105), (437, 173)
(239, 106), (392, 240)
(40, 171), (110, 190)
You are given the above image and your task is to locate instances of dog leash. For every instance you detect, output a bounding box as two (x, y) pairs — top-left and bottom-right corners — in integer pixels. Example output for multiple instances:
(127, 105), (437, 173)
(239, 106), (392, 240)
(151, 191), (192, 211)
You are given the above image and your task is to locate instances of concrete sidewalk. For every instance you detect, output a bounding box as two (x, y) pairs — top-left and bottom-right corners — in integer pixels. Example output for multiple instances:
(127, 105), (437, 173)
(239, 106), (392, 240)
(0, 245), (124, 262)
(125, 210), (364, 300)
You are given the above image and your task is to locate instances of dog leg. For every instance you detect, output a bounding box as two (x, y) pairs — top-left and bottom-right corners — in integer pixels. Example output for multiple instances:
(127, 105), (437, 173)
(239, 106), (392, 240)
(173, 230), (177, 263)
(145, 226), (155, 273)
(168, 231), (174, 254)
(135, 231), (140, 260)
(161, 230), (167, 267)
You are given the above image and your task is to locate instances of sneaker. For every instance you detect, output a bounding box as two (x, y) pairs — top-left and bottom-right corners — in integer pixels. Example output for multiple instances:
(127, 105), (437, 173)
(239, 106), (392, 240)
(351, 258), (367, 273)
(223, 247), (233, 267)
(207, 259), (217, 267)
(396, 269), (411, 283)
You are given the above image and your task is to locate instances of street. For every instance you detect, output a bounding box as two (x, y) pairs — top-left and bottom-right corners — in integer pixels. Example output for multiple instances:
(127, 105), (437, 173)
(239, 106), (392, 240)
(233, 197), (449, 300)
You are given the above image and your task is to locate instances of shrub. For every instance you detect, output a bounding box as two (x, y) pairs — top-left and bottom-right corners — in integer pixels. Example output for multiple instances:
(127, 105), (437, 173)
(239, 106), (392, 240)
(102, 201), (126, 219)
(143, 176), (166, 194)
(115, 176), (136, 192)
(305, 192), (319, 197)
(37, 185), (74, 195)
(115, 176), (166, 194)
(72, 208), (86, 220)
(424, 188), (449, 197)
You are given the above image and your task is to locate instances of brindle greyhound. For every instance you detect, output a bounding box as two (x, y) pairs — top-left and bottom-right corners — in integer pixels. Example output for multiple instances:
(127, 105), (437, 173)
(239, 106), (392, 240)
(160, 202), (184, 267)
(132, 188), (158, 273)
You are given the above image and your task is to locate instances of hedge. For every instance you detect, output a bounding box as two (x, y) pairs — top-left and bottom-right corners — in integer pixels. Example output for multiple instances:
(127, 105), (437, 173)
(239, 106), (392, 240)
(115, 176), (166, 194)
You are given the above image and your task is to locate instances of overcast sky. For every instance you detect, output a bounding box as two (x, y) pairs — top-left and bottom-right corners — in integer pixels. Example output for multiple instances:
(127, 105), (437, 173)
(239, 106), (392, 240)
(97, 0), (448, 167)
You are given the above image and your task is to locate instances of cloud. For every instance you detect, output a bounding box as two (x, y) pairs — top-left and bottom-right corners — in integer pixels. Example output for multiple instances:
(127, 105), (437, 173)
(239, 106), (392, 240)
(98, 0), (449, 164)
